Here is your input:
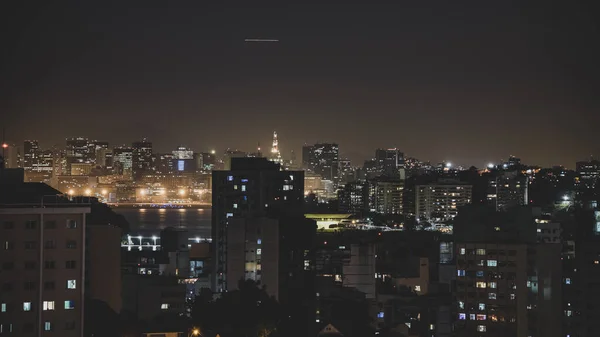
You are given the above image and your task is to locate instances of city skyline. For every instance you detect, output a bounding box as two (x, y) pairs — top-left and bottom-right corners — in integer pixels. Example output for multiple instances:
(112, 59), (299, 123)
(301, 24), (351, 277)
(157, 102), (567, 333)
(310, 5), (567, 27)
(2, 2), (599, 168)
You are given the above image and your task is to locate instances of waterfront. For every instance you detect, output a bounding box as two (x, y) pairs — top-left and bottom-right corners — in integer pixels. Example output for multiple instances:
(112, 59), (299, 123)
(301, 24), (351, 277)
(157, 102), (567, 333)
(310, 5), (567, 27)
(112, 206), (212, 238)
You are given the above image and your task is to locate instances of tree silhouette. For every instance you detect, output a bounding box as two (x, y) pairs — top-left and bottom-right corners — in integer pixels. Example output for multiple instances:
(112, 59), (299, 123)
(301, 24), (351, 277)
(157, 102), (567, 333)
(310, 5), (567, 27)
(191, 280), (282, 337)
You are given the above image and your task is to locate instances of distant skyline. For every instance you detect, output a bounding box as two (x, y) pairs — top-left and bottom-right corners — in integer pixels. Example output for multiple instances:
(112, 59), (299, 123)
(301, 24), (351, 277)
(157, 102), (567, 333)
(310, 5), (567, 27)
(1, 2), (598, 168)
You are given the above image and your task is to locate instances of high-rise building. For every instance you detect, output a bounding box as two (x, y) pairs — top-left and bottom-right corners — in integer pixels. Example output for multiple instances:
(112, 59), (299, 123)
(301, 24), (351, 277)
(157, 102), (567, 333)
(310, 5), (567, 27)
(211, 157), (304, 293)
(0, 184), (90, 337)
(416, 180), (472, 221)
(338, 182), (368, 214)
(90, 141), (109, 168)
(269, 131), (282, 165)
(132, 139), (153, 179)
(226, 217), (280, 299)
(65, 137), (93, 172)
(453, 206), (562, 337)
(576, 159), (600, 189)
(23, 140), (39, 172)
(487, 172), (528, 211)
(305, 143), (339, 182)
(172, 146), (193, 160)
(112, 147), (133, 175)
(375, 148), (405, 178)
(367, 177), (404, 215)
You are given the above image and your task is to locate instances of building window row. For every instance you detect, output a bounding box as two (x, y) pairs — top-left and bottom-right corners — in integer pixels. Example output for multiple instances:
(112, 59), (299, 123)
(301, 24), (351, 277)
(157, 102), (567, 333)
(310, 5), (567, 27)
(2, 220), (77, 230)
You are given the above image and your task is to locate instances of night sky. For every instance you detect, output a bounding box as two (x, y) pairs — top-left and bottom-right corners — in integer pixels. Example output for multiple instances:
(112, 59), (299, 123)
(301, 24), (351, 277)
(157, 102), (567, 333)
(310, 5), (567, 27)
(1, 1), (598, 168)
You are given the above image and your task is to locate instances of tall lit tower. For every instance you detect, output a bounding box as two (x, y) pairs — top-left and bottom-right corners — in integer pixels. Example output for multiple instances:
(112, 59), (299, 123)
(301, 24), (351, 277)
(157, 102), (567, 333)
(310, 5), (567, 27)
(270, 131), (282, 164)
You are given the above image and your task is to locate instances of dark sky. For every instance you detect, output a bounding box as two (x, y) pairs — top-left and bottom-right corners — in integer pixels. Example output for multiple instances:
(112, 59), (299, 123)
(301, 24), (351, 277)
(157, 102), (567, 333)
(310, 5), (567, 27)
(1, 1), (599, 168)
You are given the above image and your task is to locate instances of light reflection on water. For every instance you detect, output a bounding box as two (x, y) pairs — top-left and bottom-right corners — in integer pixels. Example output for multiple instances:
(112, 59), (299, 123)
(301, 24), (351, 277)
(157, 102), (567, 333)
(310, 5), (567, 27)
(113, 207), (212, 237)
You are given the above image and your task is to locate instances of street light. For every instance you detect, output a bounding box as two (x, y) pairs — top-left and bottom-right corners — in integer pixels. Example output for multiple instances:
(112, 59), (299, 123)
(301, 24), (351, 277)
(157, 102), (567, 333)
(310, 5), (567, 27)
(189, 328), (200, 337)
(179, 189), (186, 196)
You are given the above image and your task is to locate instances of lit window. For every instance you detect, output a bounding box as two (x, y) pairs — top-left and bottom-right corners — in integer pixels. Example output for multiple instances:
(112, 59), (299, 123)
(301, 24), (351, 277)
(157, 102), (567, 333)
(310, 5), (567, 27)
(44, 322), (52, 331)
(66, 220), (77, 229)
(488, 282), (497, 289)
(489, 293), (497, 299)
(458, 313), (466, 320)
(415, 285), (421, 292)
(477, 325), (486, 332)
(241, 185), (246, 192)
(566, 310), (572, 317)
(487, 260), (497, 267)
(478, 303), (485, 310)
(226, 213), (233, 218)
(1, 303), (5, 312)
(476, 249), (486, 255)
(469, 314), (476, 320)
(64, 301), (75, 310)
(510, 293), (516, 300)
(257, 239), (262, 245)
(234, 185), (238, 190)
(460, 248), (466, 255)
(67, 280), (76, 289)
(377, 312), (384, 318)
(23, 302), (32, 311)
(565, 278), (571, 285)
(161, 303), (169, 310)
(233, 204), (238, 209)
(457, 270), (465, 277)
(227, 176), (233, 181)
(458, 301), (465, 309)
(476, 271), (484, 277)
(43, 301), (55, 311)
(476, 314), (486, 321)
(256, 249), (262, 255)
(476, 282), (487, 288)
(430, 324), (434, 330)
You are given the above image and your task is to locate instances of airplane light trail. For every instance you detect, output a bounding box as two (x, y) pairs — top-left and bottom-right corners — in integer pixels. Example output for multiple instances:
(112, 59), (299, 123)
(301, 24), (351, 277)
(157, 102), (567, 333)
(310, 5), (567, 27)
(244, 38), (279, 43)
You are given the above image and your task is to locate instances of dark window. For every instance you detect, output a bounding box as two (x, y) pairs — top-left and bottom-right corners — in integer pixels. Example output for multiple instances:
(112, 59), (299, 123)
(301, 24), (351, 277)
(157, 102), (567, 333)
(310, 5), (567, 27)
(2, 283), (12, 291)
(44, 240), (56, 249)
(24, 241), (36, 249)
(24, 281), (35, 291)
(25, 220), (36, 229)
(65, 321), (76, 330)
(2, 221), (14, 229)
(24, 261), (36, 270)
(66, 240), (77, 249)
(44, 221), (57, 229)
(44, 281), (55, 290)
(4, 241), (14, 250)
(66, 220), (77, 229)
(2, 262), (14, 270)
(44, 261), (55, 269)
(65, 261), (76, 269)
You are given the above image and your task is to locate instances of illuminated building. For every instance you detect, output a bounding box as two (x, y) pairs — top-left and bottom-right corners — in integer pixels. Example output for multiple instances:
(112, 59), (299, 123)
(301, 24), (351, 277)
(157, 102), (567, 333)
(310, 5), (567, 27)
(226, 217), (280, 299)
(453, 206), (562, 337)
(90, 141), (109, 167)
(304, 143), (339, 182)
(269, 131), (282, 164)
(132, 138), (153, 180)
(154, 153), (175, 174)
(69, 163), (93, 176)
(338, 181), (368, 214)
(112, 147), (133, 175)
(172, 146), (193, 160)
(211, 157), (304, 293)
(416, 180), (472, 221)
(487, 172), (528, 211)
(368, 177), (404, 215)
(375, 148), (405, 178)
(576, 159), (600, 189)
(23, 140), (39, 172)
(0, 184), (90, 337)
(66, 137), (93, 172)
